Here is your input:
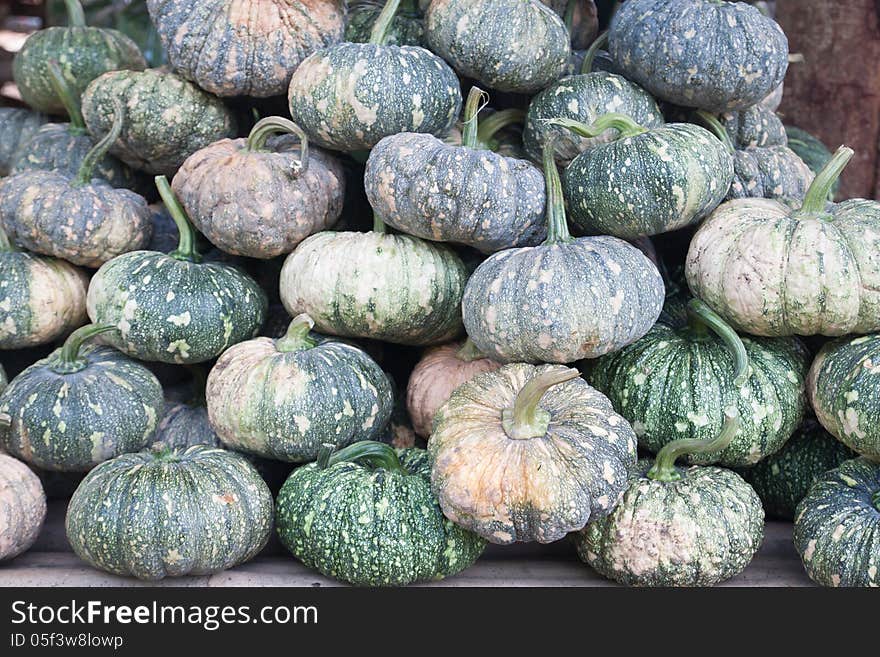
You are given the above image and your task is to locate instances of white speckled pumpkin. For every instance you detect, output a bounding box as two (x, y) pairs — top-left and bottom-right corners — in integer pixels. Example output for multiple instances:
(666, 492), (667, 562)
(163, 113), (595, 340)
(0, 453), (46, 561)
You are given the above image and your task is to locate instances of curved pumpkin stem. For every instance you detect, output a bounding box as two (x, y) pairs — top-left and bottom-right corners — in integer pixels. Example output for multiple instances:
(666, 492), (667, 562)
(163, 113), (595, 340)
(369, 0), (403, 45)
(246, 116), (309, 175)
(694, 110), (735, 154)
(461, 86), (489, 149)
(548, 113), (648, 140)
(0, 413), (10, 428)
(63, 0), (87, 27)
(319, 440), (405, 473)
(541, 137), (573, 245)
(797, 146), (854, 216)
(476, 109), (525, 149)
(581, 31), (609, 75)
(276, 314), (318, 353)
(47, 59), (86, 135)
(687, 299), (749, 388)
(502, 367), (580, 440)
(73, 97), (123, 187)
(155, 175), (202, 263)
(372, 210), (387, 234)
(873, 489), (880, 513)
(456, 338), (487, 363)
(647, 409), (740, 483)
(51, 323), (117, 375)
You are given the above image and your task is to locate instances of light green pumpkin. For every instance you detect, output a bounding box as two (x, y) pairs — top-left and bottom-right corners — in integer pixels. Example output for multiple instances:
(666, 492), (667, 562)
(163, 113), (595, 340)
(0, 453), (46, 561)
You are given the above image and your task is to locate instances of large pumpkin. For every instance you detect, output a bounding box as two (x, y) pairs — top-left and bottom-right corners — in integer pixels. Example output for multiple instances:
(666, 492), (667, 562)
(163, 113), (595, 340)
(66, 445), (273, 580)
(609, 0), (788, 113)
(146, 0), (344, 98)
(0, 108), (48, 176)
(0, 453), (46, 561)
(0, 324), (164, 471)
(430, 364), (637, 544)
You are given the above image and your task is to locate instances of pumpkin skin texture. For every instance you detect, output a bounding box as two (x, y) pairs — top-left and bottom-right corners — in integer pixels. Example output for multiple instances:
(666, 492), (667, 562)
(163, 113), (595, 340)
(609, 0), (788, 113)
(728, 145), (814, 203)
(0, 108), (48, 177)
(65, 445), (273, 581)
(276, 443), (486, 586)
(0, 453), (47, 561)
(155, 403), (220, 451)
(425, 0), (570, 94)
(794, 458), (880, 587)
(720, 105), (787, 149)
(146, 0), (344, 98)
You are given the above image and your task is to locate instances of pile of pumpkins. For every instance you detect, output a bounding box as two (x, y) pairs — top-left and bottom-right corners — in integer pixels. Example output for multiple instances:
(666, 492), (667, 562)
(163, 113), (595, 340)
(0, 0), (877, 588)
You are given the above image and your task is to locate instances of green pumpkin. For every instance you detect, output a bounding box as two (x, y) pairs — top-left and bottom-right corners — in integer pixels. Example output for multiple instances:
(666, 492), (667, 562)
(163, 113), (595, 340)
(588, 299), (809, 468)
(556, 114), (733, 239)
(81, 69), (237, 176)
(276, 441), (486, 585)
(66, 444), (273, 580)
(154, 367), (220, 451)
(609, 0), (788, 113)
(462, 139), (664, 364)
(786, 126), (838, 200)
(0, 108), (48, 176)
(576, 414), (765, 586)
(0, 453), (46, 561)
(794, 457), (880, 587)
(0, 324), (164, 472)
(720, 105), (787, 149)
(346, 0), (425, 46)
(742, 417), (856, 520)
(206, 314), (394, 463)
(425, 0), (570, 94)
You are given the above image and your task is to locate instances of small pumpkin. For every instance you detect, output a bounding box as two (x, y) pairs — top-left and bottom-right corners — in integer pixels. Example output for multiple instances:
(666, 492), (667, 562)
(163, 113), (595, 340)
(0, 108), (48, 176)
(86, 176), (267, 364)
(609, 0), (788, 113)
(794, 457), (880, 587)
(172, 117), (345, 260)
(154, 367), (220, 451)
(0, 324), (164, 471)
(425, 0), (570, 94)
(276, 441), (486, 586)
(719, 105), (787, 149)
(207, 314), (394, 463)
(786, 126), (838, 200)
(576, 412), (765, 586)
(66, 444), (273, 580)
(81, 69), (238, 176)
(12, 0), (146, 114)
(0, 453), (46, 561)
(289, 0), (461, 152)
(462, 139), (664, 364)
(346, 0), (425, 46)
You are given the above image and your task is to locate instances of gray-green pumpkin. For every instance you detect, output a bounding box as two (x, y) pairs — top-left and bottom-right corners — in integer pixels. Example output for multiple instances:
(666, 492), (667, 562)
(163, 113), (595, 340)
(794, 457), (880, 587)
(276, 441), (486, 586)
(66, 444), (273, 580)
(81, 69), (238, 176)
(556, 114), (733, 239)
(425, 0), (570, 94)
(610, 0), (788, 113)
(0, 108), (48, 177)
(0, 453), (46, 561)
(576, 414), (765, 586)
(12, 0), (146, 115)
(462, 139), (664, 364)
(0, 324), (164, 472)
(206, 314), (394, 463)
(154, 367), (219, 451)
(786, 126), (838, 200)
(720, 105), (787, 149)
(86, 176), (267, 364)
(364, 88), (546, 254)
(346, 0), (425, 46)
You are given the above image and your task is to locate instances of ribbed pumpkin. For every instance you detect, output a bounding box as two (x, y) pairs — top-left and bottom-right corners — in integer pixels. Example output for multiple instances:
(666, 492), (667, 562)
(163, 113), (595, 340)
(719, 105), (787, 149)
(146, 0), (344, 98)
(81, 69), (237, 176)
(288, 0), (461, 152)
(0, 453), (46, 561)
(462, 140), (664, 364)
(172, 117), (345, 260)
(66, 444), (273, 580)
(576, 413), (765, 586)
(0, 324), (164, 471)
(786, 126), (838, 200)
(12, 0), (146, 114)
(609, 0), (788, 113)
(86, 177), (267, 364)
(276, 441), (486, 586)
(365, 88), (546, 254)
(346, 0), (425, 46)
(555, 114), (733, 239)
(0, 108), (47, 176)
(794, 457), (880, 587)
(687, 147), (880, 336)
(588, 299), (809, 468)
(430, 365), (637, 544)
(406, 338), (501, 438)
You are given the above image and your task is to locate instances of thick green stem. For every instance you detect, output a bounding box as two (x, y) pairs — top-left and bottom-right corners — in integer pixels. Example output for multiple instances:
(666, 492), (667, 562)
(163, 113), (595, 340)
(694, 110), (735, 153)
(155, 175), (201, 263)
(542, 138), (572, 245)
(648, 410), (740, 482)
(548, 113), (647, 141)
(456, 338), (486, 363)
(64, 0), (87, 27)
(320, 440), (405, 472)
(74, 98), (123, 187)
(369, 0), (402, 45)
(0, 227), (15, 252)
(50, 323), (117, 374)
(873, 490), (880, 512)
(797, 146), (854, 216)
(687, 299), (749, 388)
(372, 211), (386, 234)
(47, 60), (85, 134)
(461, 86), (488, 149)
(276, 314), (318, 353)
(502, 368), (580, 440)
(246, 117), (309, 174)
(476, 109), (525, 148)
(581, 31), (609, 75)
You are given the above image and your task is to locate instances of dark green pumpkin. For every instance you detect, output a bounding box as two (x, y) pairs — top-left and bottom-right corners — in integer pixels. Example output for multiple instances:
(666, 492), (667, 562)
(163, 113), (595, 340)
(66, 444), (273, 580)
(346, 0), (425, 46)
(154, 367), (220, 451)
(786, 126), (838, 200)
(0, 324), (164, 472)
(276, 441), (486, 585)
(0, 108), (48, 177)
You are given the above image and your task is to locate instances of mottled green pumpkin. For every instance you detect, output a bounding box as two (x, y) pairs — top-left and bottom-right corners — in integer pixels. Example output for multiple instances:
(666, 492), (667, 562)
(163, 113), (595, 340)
(155, 402), (219, 451)
(609, 0), (788, 112)
(794, 457), (880, 587)
(86, 177), (267, 364)
(786, 126), (838, 200)
(742, 417), (856, 520)
(276, 441), (486, 586)
(66, 444), (273, 580)
(0, 324), (164, 472)
(0, 108), (48, 177)
(430, 364), (637, 544)
(13, 0), (146, 114)
(346, 0), (425, 46)
(720, 105), (787, 149)
(81, 69), (237, 176)
(425, 0), (570, 94)
(0, 453), (46, 561)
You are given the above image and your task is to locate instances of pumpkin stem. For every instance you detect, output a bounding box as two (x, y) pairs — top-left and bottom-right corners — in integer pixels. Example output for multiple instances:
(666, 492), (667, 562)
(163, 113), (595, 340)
(647, 409), (740, 483)
(63, 0), (87, 27)
(51, 323), (117, 375)
(155, 175), (203, 263)
(873, 490), (880, 512)
(581, 31), (609, 75)
(246, 117), (310, 175)
(476, 109), (526, 150)
(73, 97), (123, 187)
(47, 60), (86, 135)
(541, 137), (573, 245)
(694, 110), (735, 154)
(687, 299), (749, 388)
(321, 440), (405, 472)
(276, 314), (318, 353)
(797, 146), (854, 216)
(461, 86), (489, 149)
(372, 211), (387, 234)
(456, 338), (487, 362)
(0, 227), (16, 252)
(369, 0), (403, 45)
(0, 413), (10, 428)
(548, 113), (648, 141)
(502, 367), (580, 440)
(564, 0), (577, 32)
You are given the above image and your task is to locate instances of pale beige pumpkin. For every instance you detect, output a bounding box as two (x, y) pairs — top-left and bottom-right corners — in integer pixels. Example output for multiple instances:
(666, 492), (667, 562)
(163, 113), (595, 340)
(0, 453), (46, 561)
